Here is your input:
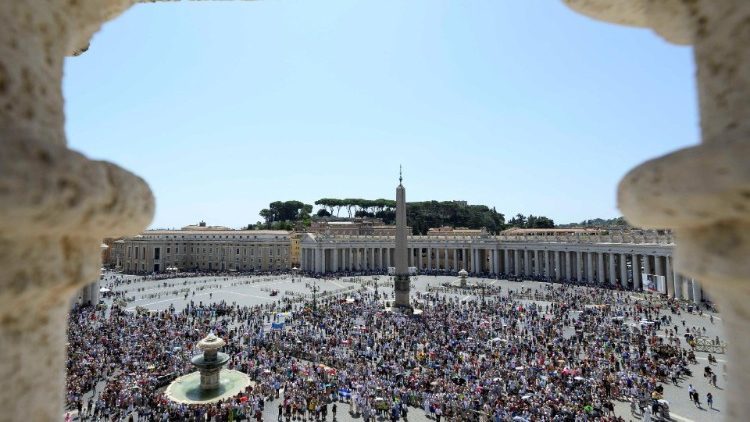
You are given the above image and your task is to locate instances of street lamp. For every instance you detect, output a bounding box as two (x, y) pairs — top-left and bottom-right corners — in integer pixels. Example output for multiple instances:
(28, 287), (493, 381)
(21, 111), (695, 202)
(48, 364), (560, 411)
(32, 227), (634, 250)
(311, 278), (320, 313)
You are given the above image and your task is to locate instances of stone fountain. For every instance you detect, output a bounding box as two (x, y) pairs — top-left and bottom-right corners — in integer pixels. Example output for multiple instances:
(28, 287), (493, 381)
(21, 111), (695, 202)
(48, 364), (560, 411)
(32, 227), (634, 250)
(192, 333), (230, 390)
(164, 333), (252, 404)
(458, 269), (469, 288)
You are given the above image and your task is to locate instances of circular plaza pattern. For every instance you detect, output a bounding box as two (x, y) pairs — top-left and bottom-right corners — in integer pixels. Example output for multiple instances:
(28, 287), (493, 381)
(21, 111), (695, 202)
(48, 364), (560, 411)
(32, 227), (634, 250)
(64, 272), (727, 421)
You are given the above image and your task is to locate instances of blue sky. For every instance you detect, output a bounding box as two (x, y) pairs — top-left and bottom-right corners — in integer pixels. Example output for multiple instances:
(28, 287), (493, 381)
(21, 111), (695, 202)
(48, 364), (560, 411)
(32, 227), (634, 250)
(63, 0), (699, 229)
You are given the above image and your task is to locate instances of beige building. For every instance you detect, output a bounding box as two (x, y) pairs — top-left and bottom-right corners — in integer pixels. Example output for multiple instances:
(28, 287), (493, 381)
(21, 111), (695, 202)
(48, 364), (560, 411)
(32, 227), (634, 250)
(427, 226), (485, 236)
(309, 218), (406, 236)
(114, 222), (291, 273)
(300, 230), (706, 303)
(290, 232), (302, 268)
(501, 227), (607, 236)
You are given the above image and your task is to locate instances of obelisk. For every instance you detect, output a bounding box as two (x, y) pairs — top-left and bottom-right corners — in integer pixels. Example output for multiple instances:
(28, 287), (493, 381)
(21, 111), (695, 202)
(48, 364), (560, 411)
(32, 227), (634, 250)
(394, 166), (411, 309)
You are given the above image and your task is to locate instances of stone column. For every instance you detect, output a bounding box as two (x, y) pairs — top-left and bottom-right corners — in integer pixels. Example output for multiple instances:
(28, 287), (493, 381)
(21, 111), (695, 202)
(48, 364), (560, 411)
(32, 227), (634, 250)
(555, 251), (562, 281)
(524, 250), (531, 276)
(585, 252), (593, 282)
(453, 248), (458, 271)
(692, 280), (703, 304)
(332, 248), (338, 272)
(632, 254), (641, 290)
(563, 2), (750, 413)
(534, 250), (541, 276)
(418, 248), (423, 270)
(654, 255), (663, 292)
(514, 250), (521, 277)
(608, 253), (617, 286)
(597, 252), (605, 284)
(565, 251), (572, 280)
(576, 252), (583, 282)
(643, 255), (652, 276)
(544, 250), (550, 278)
(620, 253), (628, 288)
(0, 5), (157, 420)
(666, 256), (675, 297)
(493, 248), (499, 275)
(504, 249), (511, 275)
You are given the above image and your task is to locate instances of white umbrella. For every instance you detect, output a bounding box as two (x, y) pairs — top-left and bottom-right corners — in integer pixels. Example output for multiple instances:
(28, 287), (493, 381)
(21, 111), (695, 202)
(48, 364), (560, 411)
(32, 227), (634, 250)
(99, 287), (111, 293)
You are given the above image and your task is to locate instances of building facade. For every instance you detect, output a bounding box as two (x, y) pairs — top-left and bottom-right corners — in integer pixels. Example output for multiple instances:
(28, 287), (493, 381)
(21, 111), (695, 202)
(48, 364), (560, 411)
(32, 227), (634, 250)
(309, 218), (406, 236)
(114, 223), (291, 273)
(300, 230), (705, 303)
(290, 232), (302, 268)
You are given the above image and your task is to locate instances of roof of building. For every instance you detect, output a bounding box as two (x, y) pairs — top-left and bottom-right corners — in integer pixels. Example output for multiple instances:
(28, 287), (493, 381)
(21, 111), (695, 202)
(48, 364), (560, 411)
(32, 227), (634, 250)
(139, 229), (291, 235)
(501, 227), (604, 234)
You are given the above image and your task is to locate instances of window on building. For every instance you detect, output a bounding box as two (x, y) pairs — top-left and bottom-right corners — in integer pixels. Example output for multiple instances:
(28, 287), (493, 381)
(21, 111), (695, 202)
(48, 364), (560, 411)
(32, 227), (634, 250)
(166, 247), (170, 254)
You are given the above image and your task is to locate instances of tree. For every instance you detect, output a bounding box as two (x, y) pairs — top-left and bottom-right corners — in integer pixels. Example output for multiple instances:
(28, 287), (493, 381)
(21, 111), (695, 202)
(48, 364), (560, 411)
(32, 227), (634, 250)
(316, 209), (331, 217)
(342, 198), (359, 218)
(259, 208), (274, 224)
(507, 213), (554, 229)
(259, 200), (314, 227)
(508, 214), (527, 228)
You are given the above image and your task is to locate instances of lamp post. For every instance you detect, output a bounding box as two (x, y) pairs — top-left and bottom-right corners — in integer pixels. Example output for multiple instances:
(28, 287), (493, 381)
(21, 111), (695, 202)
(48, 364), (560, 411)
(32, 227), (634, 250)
(311, 278), (320, 313)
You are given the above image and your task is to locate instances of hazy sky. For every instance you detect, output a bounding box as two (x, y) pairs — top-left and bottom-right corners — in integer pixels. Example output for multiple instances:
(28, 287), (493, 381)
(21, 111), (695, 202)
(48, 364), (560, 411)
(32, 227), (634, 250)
(63, 0), (699, 229)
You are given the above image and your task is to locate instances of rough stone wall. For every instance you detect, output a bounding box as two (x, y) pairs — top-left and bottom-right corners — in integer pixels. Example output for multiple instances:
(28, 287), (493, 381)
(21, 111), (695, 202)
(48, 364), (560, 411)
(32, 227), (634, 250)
(564, 1), (750, 419)
(0, 1), (153, 420)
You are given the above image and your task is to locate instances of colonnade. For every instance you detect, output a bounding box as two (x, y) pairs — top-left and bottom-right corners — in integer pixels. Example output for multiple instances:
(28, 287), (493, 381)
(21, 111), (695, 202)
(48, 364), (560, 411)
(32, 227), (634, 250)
(2, 1), (748, 419)
(300, 240), (704, 303)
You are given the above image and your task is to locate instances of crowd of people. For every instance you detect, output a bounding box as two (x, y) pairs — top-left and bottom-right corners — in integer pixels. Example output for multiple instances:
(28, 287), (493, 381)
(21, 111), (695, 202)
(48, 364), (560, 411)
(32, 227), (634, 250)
(66, 274), (721, 421)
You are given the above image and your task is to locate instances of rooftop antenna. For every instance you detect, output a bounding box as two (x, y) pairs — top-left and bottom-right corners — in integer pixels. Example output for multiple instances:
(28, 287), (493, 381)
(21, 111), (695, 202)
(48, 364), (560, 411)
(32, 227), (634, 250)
(399, 165), (403, 184)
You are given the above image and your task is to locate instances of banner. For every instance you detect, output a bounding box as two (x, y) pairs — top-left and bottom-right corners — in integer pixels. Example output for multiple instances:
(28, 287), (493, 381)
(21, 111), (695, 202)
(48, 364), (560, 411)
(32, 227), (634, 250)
(642, 273), (666, 294)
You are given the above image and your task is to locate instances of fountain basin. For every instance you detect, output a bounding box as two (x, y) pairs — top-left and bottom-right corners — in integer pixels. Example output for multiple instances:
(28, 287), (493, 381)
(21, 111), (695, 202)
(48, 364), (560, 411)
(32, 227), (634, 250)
(191, 352), (230, 368)
(164, 369), (252, 404)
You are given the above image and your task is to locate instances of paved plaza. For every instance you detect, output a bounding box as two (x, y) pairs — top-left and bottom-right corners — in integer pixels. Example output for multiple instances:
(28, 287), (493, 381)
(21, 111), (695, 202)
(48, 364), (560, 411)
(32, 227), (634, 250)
(66, 272), (729, 421)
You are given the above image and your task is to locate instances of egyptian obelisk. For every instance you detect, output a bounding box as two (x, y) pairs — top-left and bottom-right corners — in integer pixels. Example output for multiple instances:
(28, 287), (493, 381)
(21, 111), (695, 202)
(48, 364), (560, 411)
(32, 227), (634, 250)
(394, 166), (411, 309)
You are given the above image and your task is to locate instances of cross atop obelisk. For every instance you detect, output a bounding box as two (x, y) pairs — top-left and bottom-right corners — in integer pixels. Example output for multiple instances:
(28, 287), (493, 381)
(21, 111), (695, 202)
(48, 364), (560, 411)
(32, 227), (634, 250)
(394, 165), (411, 309)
